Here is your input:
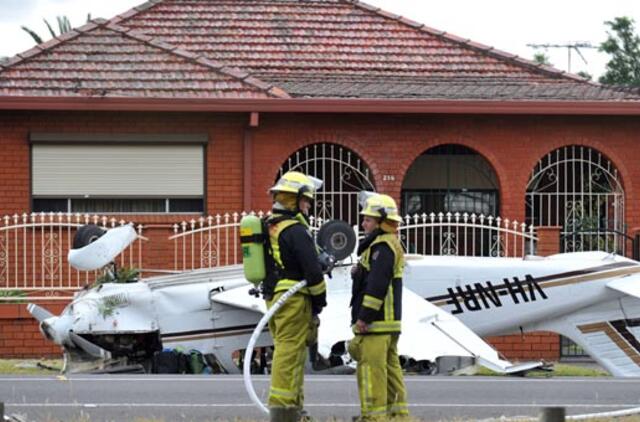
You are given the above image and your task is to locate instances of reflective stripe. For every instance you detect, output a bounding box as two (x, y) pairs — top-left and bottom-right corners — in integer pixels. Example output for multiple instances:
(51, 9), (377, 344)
(269, 386), (297, 399)
(367, 320), (401, 333)
(363, 405), (388, 416)
(362, 294), (383, 310)
(270, 219), (299, 268)
(308, 281), (326, 296)
(274, 278), (310, 294)
(389, 403), (409, 415)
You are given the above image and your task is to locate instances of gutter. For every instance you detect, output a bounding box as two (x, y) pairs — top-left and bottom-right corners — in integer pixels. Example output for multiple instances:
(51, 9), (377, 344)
(0, 96), (639, 115)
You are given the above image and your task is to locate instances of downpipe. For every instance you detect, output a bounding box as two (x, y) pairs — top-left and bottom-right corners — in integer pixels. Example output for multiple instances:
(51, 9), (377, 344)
(243, 280), (308, 415)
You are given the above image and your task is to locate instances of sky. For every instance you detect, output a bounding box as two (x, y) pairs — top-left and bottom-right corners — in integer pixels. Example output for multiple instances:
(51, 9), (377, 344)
(1, 0), (639, 79)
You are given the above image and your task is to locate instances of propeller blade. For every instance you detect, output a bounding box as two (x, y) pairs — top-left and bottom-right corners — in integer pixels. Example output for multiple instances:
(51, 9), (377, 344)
(26, 303), (54, 322)
(68, 331), (111, 359)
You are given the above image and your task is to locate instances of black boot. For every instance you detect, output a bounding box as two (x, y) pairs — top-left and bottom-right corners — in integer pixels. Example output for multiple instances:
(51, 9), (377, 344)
(270, 407), (299, 422)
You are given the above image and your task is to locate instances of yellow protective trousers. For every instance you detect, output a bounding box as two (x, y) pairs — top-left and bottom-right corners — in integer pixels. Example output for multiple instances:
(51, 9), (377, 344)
(349, 334), (409, 420)
(266, 291), (312, 410)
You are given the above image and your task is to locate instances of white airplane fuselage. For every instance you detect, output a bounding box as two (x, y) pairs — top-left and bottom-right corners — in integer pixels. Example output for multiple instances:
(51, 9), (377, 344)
(403, 252), (638, 336)
(30, 251), (640, 375)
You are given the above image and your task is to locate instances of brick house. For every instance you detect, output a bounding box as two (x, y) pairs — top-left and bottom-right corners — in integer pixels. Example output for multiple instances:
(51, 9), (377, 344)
(1, 0), (640, 361)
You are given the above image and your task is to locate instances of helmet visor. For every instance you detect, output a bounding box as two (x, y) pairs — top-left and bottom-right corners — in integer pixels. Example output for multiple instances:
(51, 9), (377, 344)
(308, 176), (323, 192)
(358, 191), (377, 209)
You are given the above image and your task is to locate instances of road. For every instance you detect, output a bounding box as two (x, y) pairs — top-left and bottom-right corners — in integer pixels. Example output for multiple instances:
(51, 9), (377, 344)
(2, 375), (640, 421)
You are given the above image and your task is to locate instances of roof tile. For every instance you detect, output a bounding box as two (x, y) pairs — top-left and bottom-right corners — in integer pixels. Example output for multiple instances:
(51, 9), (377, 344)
(18, 47), (42, 60)
(0, 24), (282, 99)
(1, 0), (637, 102)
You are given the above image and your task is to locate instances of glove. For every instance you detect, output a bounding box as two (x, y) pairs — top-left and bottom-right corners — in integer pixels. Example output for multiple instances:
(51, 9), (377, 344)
(311, 293), (327, 315)
(317, 251), (335, 275)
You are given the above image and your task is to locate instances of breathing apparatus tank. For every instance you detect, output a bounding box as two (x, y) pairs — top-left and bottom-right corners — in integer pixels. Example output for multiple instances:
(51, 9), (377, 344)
(240, 215), (266, 285)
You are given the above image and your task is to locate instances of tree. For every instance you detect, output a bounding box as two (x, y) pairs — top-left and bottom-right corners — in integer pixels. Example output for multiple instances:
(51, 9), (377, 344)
(576, 71), (593, 81)
(533, 52), (552, 66)
(21, 14), (90, 45)
(599, 17), (640, 86)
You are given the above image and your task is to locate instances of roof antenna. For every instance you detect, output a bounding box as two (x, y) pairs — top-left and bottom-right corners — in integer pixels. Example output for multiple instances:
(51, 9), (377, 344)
(526, 42), (596, 73)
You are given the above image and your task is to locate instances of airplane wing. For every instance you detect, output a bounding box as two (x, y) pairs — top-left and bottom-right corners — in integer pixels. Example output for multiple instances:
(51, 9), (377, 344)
(607, 276), (640, 299)
(319, 273), (542, 374)
(212, 266), (541, 374)
(526, 292), (640, 377)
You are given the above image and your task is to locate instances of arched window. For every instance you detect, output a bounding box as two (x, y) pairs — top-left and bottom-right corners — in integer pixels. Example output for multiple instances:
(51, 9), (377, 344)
(526, 145), (625, 253)
(276, 143), (375, 225)
(401, 144), (499, 216)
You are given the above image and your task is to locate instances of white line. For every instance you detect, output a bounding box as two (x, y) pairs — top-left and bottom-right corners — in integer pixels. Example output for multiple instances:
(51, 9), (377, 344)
(5, 403), (640, 409)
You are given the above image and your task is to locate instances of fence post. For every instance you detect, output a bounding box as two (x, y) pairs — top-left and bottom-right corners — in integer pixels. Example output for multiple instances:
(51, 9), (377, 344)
(634, 233), (640, 261)
(539, 406), (565, 422)
(536, 226), (562, 256)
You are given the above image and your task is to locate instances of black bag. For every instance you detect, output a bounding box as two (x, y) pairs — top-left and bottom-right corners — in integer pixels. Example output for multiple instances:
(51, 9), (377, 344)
(152, 350), (190, 374)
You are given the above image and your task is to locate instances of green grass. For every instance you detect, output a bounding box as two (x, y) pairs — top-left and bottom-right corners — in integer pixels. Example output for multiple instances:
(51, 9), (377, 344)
(0, 358), (62, 375)
(474, 362), (608, 377)
(0, 359), (608, 377)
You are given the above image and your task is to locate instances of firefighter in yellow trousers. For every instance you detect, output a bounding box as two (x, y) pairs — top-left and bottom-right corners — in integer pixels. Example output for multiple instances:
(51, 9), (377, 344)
(349, 191), (409, 421)
(264, 171), (327, 422)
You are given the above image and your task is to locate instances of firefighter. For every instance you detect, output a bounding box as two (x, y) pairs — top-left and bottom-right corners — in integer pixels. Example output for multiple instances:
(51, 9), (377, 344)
(349, 191), (409, 420)
(264, 171), (327, 422)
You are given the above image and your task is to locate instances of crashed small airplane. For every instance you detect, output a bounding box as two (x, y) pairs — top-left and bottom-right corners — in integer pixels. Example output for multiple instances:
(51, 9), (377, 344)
(27, 222), (640, 377)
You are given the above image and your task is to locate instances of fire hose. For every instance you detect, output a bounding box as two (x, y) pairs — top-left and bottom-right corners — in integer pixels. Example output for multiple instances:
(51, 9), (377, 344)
(243, 280), (308, 415)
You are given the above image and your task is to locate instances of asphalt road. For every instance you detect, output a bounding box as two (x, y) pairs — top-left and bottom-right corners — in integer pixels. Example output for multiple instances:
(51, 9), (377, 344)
(2, 375), (640, 421)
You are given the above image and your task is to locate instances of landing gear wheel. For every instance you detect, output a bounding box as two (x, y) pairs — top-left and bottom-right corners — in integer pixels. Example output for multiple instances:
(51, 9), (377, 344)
(316, 220), (356, 261)
(73, 224), (106, 249)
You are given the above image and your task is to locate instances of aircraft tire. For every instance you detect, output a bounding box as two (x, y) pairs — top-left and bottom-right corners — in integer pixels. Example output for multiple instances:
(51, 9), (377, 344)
(316, 220), (356, 261)
(72, 224), (106, 249)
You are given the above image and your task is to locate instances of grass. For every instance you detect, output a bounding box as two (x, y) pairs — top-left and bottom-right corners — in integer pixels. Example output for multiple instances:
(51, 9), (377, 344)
(0, 358), (62, 375)
(0, 359), (609, 377)
(474, 362), (609, 377)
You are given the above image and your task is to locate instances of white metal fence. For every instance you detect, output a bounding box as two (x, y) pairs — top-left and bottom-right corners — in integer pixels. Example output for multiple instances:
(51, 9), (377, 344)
(0, 213), (144, 301)
(400, 212), (536, 257)
(171, 211), (537, 271)
(0, 211), (536, 300)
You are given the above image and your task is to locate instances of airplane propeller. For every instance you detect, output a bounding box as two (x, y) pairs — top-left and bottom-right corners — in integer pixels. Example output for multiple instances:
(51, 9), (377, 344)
(68, 331), (112, 360)
(26, 303), (54, 322)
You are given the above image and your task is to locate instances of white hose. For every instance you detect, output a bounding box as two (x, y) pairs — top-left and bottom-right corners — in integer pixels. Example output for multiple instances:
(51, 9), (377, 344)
(243, 280), (308, 415)
(567, 406), (640, 420)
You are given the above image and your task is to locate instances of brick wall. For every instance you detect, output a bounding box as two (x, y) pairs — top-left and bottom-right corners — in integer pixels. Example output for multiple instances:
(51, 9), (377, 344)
(1, 110), (638, 360)
(0, 302), (66, 358)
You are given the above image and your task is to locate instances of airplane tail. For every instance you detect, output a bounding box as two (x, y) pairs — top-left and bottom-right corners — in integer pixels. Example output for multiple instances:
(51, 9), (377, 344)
(530, 295), (640, 377)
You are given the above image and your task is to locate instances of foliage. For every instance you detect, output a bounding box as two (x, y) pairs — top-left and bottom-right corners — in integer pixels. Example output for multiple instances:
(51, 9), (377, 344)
(96, 267), (140, 285)
(599, 17), (640, 86)
(21, 14), (91, 45)
(576, 71), (593, 81)
(0, 289), (27, 303)
(533, 52), (552, 66)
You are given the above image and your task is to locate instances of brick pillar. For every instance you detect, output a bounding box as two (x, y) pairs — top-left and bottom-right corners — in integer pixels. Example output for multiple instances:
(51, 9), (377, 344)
(536, 226), (562, 256)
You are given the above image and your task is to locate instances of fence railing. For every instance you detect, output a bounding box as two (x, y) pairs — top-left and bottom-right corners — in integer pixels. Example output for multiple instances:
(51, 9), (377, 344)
(399, 212), (536, 257)
(169, 212), (330, 271)
(170, 211), (538, 272)
(0, 213), (144, 301)
(0, 210), (538, 300)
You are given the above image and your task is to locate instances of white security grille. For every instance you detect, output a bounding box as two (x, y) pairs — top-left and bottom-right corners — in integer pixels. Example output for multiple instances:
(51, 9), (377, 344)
(526, 145), (625, 254)
(277, 143), (375, 226)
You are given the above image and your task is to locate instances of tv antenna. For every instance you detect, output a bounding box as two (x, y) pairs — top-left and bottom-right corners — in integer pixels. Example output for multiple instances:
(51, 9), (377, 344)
(526, 42), (596, 73)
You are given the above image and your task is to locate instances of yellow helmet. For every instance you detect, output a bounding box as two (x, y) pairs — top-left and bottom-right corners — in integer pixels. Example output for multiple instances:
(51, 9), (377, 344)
(359, 191), (403, 223)
(270, 171), (323, 200)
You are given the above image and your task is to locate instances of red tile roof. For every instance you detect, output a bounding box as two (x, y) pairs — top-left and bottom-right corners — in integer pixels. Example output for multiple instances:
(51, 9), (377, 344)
(0, 19), (287, 99)
(1, 0), (638, 102)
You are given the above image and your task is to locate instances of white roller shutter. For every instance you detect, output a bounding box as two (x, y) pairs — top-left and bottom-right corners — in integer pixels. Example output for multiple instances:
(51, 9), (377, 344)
(33, 144), (204, 197)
